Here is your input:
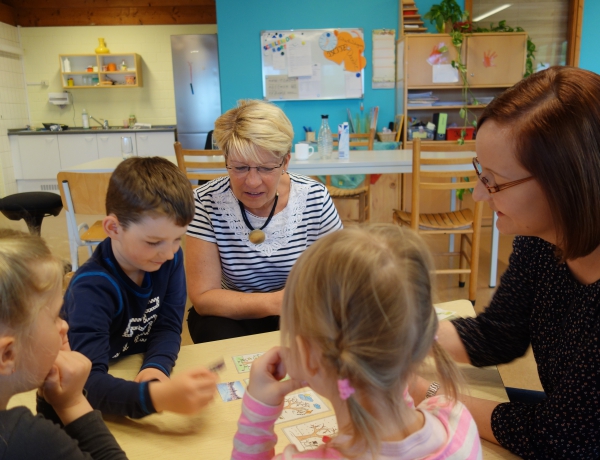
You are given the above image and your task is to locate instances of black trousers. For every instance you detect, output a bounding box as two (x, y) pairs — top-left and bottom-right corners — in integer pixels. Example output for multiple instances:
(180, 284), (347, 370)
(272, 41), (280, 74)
(187, 307), (280, 344)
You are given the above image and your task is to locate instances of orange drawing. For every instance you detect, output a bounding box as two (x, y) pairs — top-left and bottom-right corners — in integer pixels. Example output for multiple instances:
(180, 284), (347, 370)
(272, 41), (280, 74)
(427, 43), (449, 65)
(483, 50), (498, 68)
(323, 30), (366, 72)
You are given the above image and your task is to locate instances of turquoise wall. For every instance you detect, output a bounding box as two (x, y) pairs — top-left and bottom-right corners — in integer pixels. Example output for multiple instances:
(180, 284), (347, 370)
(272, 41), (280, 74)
(215, 0), (398, 145)
(580, 1), (600, 74)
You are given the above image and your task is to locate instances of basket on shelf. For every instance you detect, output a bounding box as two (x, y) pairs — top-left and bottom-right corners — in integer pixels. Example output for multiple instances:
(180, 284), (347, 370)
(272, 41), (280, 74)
(377, 132), (396, 142)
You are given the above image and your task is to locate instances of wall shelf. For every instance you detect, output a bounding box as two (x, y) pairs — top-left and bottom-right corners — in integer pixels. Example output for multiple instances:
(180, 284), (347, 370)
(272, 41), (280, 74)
(59, 53), (142, 88)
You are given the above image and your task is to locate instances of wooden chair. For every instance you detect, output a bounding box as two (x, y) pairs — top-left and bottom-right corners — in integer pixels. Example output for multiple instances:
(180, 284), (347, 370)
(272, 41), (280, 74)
(326, 128), (376, 223)
(174, 141), (226, 186)
(57, 171), (112, 271)
(392, 138), (483, 303)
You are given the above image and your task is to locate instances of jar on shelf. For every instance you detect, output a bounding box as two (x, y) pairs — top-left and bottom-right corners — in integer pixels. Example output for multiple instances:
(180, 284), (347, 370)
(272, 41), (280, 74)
(67, 78), (74, 87)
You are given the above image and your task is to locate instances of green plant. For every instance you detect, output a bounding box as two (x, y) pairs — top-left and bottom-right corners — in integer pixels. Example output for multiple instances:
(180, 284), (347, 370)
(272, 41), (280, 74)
(424, 0), (467, 33)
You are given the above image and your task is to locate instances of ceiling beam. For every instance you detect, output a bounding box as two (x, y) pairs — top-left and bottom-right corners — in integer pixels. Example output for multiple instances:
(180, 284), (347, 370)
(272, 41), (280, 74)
(0, 2), (16, 26)
(3, 0), (214, 7)
(13, 6), (216, 26)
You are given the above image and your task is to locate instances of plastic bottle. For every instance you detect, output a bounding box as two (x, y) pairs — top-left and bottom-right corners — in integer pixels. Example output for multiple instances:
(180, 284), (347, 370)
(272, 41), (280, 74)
(318, 115), (333, 160)
(82, 109), (89, 129)
(121, 60), (127, 71)
(63, 58), (71, 72)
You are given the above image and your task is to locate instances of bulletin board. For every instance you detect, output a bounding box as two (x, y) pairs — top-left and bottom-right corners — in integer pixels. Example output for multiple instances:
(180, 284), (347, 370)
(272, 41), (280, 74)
(261, 28), (365, 101)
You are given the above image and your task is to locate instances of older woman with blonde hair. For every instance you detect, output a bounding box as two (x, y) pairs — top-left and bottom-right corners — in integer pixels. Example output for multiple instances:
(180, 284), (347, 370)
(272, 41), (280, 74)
(185, 100), (342, 343)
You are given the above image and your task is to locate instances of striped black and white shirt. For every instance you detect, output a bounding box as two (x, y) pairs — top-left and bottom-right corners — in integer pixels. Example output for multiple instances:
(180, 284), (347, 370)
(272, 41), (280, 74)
(187, 173), (342, 293)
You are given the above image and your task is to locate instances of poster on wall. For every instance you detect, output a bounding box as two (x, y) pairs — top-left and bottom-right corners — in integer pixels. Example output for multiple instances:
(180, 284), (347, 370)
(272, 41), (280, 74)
(261, 28), (366, 101)
(372, 29), (396, 89)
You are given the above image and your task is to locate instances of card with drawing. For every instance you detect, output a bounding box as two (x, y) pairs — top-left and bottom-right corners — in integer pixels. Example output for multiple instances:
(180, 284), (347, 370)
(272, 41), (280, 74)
(276, 390), (330, 424)
(216, 381), (245, 402)
(232, 352), (264, 373)
(282, 415), (338, 451)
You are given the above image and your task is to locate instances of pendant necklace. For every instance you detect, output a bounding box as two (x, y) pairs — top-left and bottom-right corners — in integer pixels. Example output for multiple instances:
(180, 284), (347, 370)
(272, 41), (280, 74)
(238, 193), (279, 244)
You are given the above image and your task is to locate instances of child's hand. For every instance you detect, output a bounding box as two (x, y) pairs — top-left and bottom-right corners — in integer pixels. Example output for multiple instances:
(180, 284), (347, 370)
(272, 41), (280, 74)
(135, 367), (170, 383)
(149, 367), (218, 414)
(247, 347), (304, 407)
(41, 350), (94, 425)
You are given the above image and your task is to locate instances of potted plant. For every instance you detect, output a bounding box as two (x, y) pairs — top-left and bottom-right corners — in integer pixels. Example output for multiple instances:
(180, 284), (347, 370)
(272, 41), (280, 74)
(423, 0), (467, 33)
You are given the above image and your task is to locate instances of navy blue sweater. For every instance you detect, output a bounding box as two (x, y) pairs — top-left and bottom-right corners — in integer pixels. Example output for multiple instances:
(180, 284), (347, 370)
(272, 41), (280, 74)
(62, 238), (186, 418)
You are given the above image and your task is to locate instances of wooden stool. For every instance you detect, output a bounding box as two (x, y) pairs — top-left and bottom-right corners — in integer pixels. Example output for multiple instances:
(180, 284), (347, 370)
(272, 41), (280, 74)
(0, 192), (63, 235)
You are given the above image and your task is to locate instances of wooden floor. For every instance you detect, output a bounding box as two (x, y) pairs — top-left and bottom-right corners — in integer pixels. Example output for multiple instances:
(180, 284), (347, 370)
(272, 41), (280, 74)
(0, 210), (542, 392)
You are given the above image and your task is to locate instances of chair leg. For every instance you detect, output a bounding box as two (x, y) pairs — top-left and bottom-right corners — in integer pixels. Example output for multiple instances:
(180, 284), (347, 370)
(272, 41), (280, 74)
(459, 234), (467, 288)
(358, 194), (366, 223)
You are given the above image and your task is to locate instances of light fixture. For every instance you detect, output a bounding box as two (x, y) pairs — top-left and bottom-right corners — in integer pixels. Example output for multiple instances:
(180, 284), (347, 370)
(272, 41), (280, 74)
(473, 4), (512, 22)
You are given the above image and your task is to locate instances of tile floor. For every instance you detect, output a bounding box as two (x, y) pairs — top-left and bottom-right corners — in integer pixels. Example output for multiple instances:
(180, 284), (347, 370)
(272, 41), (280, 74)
(0, 210), (542, 392)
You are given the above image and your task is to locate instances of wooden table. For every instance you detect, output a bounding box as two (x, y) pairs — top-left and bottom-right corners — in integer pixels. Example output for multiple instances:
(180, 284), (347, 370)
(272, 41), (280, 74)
(64, 152), (502, 288)
(8, 300), (517, 459)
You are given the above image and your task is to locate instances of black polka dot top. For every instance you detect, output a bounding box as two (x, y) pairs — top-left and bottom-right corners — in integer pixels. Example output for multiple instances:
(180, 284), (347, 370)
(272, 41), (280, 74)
(453, 236), (599, 459)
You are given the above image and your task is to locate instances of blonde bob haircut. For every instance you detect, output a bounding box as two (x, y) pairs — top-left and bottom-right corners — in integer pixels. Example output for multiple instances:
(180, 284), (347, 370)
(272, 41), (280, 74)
(0, 229), (63, 335)
(213, 99), (294, 164)
(281, 225), (461, 458)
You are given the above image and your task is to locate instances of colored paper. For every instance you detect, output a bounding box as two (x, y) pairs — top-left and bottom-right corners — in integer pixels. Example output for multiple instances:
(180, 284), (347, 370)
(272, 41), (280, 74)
(323, 30), (366, 72)
(432, 64), (459, 83)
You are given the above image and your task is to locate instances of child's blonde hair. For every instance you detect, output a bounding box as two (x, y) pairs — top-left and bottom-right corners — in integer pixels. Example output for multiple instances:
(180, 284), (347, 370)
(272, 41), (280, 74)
(281, 225), (461, 457)
(0, 229), (63, 334)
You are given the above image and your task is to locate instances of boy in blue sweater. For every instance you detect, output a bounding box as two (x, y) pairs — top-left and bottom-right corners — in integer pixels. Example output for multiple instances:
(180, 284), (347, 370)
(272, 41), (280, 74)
(60, 157), (217, 419)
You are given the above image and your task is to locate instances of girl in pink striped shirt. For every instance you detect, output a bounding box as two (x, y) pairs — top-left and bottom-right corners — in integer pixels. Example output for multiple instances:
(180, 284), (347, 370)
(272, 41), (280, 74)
(232, 225), (482, 459)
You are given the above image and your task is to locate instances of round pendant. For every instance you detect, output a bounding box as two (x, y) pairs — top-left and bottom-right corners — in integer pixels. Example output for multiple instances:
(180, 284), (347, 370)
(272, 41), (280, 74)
(249, 229), (266, 244)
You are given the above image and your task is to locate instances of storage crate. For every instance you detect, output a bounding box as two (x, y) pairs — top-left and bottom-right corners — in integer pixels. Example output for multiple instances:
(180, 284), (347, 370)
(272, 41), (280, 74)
(446, 127), (475, 141)
(408, 126), (434, 140)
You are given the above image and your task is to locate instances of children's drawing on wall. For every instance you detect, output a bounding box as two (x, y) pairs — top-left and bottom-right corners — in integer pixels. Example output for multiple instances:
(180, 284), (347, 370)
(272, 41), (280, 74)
(282, 415), (339, 452)
(427, 42), (449, 66)
(323, 30), (366, 72)
(483, 50), (498, 68)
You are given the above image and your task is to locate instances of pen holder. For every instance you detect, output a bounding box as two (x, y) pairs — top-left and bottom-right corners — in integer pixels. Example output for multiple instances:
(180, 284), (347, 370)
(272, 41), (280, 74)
(305, 132), (316, 142)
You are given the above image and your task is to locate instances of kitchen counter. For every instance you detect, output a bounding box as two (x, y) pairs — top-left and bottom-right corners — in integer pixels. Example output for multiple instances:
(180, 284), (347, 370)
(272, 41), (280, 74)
(7, 125), (176, 135)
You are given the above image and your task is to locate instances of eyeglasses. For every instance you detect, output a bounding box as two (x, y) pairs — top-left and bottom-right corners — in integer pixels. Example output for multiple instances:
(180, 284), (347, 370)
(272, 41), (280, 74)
(226, 158), (285, 176)
(472, 157), (534, 194)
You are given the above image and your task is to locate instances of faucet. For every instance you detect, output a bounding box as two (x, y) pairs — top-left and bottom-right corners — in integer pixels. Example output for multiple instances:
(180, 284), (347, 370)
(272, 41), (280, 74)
(90, 116), (109, 129)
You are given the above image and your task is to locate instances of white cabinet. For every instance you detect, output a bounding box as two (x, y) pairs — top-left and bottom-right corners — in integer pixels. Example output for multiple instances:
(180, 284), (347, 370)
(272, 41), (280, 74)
(17, 135), (61, 180)
(136, 132), (175, 157)
(97, 133), (138, 159)
(58, 134), (99, 170)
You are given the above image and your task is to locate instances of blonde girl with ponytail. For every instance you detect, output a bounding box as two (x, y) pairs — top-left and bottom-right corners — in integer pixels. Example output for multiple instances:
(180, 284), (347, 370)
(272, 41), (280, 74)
(232, 225), (482, 459)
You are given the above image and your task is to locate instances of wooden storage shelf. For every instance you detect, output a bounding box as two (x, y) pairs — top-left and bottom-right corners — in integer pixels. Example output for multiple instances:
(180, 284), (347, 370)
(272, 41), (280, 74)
(397, 33), (527, 146)
(59, 53), (142, 89)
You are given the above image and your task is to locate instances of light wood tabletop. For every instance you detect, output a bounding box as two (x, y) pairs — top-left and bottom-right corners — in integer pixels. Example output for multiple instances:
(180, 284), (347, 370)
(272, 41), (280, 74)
(9, 300), (518, 459)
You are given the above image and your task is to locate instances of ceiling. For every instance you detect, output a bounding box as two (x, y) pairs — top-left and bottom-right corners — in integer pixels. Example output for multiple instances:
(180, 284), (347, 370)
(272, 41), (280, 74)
(0, 0), (216, 27)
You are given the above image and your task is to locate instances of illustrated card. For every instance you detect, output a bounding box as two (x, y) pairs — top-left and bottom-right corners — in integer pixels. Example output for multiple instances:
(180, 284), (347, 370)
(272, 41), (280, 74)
(282, 415), (338, 452)
(435, 306), (457, 321)
(275, 390), (330, 424)
(232, 352), (264, 373)
(216, 381), (245, 402)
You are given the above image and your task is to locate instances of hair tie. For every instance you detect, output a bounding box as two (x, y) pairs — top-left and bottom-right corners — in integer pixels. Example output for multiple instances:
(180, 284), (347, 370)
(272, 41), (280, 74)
(434, 335), (439, 341)
(337, 378), (355, 400)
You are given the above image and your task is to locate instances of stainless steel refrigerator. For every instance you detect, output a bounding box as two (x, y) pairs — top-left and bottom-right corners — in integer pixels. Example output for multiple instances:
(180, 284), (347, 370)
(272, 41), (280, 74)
(171, 34), (221, 149)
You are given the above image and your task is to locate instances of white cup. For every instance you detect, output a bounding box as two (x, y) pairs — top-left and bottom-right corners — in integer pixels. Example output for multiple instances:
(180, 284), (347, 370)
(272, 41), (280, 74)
(295, 143), (315, 160)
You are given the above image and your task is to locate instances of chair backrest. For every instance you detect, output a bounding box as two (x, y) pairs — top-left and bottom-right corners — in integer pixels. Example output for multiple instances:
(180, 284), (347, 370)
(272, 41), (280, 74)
(332, 127), (376, 150)
(174, 141), (226, 183)
(56, 171), (112, 215)
(410, 138), (479, 231)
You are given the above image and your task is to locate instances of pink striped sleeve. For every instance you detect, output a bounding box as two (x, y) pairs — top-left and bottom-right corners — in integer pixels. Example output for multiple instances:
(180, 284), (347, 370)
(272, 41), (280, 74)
(232, 392), (283, 460)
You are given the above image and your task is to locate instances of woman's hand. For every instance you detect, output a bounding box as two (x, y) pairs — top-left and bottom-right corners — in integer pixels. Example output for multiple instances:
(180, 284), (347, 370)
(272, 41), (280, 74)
(150, 367), (218, 414)
(41, 350), (94, 425)
(247, 347), (303, 406)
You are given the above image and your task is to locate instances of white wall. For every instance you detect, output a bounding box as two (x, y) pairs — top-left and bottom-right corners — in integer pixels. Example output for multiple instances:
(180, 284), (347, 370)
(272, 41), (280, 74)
(0, 22), (28, 196)
(20, 24), (217, 128)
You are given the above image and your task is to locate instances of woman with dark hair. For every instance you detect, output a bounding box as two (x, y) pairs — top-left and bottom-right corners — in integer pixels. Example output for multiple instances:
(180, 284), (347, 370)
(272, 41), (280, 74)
(412, 66), (600, 459)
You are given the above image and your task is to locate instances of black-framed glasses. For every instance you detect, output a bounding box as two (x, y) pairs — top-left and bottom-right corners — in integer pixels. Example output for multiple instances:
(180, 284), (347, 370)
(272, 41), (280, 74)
(472, 157), (534, 194)
(226, 158), (285, 176)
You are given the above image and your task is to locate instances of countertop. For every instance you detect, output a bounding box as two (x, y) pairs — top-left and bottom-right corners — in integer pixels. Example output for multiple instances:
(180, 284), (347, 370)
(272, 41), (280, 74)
(7, 125), (177, 135)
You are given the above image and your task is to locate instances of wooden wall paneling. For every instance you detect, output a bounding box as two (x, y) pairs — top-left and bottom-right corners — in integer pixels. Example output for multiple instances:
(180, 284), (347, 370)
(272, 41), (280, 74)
(0, 2), (16, 26)
(2, 0), (215, 7)
(566, 0), (584, 66)
(13, 6), (216, 26)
